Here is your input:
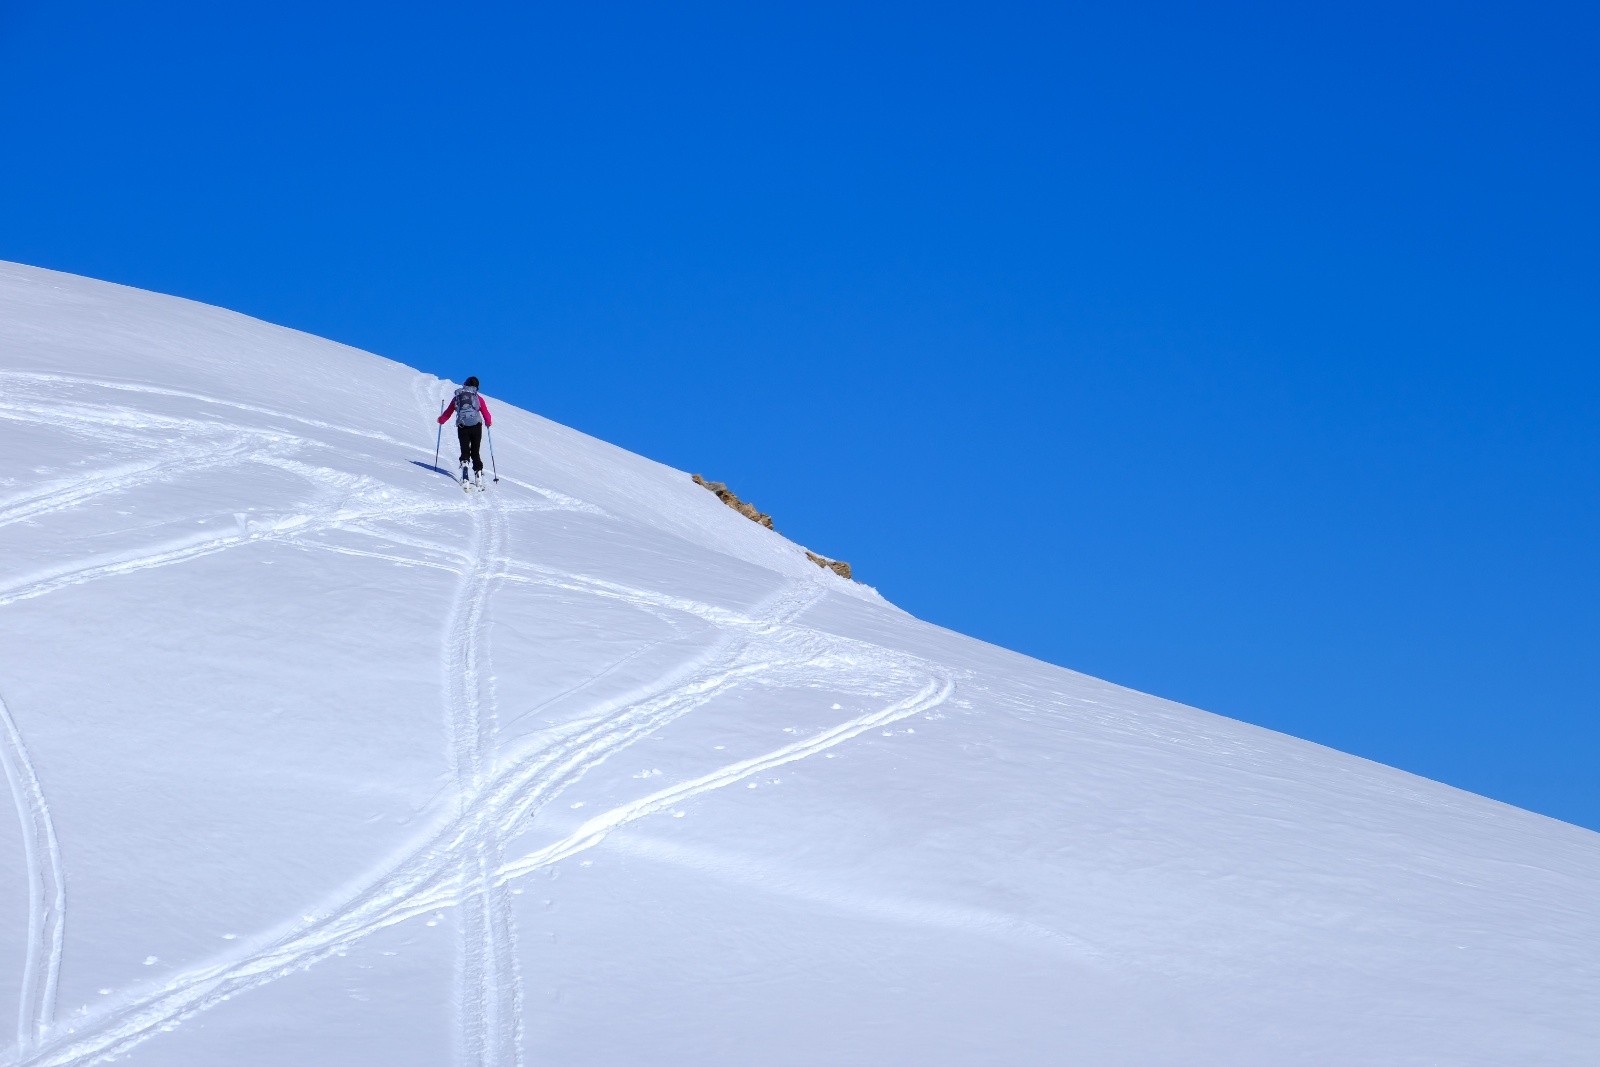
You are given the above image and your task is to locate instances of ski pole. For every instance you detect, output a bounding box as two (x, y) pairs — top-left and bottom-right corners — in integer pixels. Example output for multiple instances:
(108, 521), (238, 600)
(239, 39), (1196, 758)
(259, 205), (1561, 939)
(433, 421), (442, 473)
(487, 424), (499, 482)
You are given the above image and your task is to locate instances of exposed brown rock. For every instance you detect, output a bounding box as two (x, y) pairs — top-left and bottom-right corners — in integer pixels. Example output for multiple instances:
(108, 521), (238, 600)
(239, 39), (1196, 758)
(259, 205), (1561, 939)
(692, 474), (773, 528)
(805, 551), (852, 581)
(693, 473), (854, 581)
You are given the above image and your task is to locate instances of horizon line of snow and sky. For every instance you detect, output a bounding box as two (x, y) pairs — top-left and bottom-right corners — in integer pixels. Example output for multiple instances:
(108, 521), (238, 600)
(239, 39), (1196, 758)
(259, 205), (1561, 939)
(1, 2), (1595, 830)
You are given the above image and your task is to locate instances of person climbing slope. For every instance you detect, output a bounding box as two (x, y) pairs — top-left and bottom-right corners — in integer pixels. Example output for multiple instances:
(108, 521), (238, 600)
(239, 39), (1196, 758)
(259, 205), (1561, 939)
(438, 376), (493, 489)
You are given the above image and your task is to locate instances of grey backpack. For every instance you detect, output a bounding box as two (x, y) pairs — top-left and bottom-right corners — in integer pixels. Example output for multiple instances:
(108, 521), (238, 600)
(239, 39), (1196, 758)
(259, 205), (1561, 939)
(453, 387), (483, 427)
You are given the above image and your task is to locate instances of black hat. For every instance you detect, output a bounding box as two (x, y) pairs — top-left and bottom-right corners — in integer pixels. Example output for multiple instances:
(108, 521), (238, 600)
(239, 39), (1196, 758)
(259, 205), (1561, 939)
(464, 376), (480, 388)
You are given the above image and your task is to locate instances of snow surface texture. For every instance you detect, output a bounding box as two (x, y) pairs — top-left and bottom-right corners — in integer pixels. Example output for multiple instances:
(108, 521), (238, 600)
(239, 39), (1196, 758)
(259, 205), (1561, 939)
(0, 261), (1596, 1067)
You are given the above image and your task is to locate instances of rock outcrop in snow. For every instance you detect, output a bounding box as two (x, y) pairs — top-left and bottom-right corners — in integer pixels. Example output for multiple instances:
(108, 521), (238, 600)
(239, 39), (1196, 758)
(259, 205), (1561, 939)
(691, 473), (853, 580)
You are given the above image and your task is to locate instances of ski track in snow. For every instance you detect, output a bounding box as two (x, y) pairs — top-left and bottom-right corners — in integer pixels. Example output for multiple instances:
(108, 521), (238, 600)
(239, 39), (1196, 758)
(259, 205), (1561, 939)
(0, 376), (960, 1067)
(0, 494), (490, 612)
(0, 372), (593, 511)
(0, 444), (240, 531)
(497, 674), (956, 880)
(448, 485), (523, 1067)
(12, 573), (955, 1067)
(0, 452), (560, 615)
(0, 693), (65, 1059)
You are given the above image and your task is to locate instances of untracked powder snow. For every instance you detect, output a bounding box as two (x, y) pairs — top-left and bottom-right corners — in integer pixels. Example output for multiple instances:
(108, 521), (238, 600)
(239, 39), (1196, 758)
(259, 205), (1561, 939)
(0, 261), (1596, 1065)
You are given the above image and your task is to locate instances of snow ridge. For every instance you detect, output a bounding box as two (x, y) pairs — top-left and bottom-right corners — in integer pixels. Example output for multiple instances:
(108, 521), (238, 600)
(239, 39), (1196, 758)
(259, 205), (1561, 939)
(7, 265), (1593, 1065)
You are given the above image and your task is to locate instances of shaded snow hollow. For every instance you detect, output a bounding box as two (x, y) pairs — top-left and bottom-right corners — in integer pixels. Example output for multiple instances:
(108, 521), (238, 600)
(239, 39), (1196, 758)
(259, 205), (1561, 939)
(0, 261), (1596, 1066)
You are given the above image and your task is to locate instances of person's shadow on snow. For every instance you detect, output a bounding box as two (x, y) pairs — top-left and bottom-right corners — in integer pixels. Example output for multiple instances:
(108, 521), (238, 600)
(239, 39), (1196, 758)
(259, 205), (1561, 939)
(411, 460), (458, 479)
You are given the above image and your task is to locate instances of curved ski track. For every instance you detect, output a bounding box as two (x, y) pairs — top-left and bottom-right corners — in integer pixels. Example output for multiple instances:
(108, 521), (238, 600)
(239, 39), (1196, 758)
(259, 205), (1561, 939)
(0, 693), (65, 1059)
(0, 378), (960, 1067)
(0, 443), (246, 532)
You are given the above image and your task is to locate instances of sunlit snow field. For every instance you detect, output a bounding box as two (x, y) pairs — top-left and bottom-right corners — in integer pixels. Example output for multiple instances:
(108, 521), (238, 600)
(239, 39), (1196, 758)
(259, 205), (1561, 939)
(0, 262), (1596, 1065)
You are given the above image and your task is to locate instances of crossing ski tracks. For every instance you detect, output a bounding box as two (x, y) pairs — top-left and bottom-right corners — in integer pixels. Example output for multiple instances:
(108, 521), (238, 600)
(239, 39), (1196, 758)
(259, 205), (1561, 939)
(0, 365), (947, 1067)
(4, 463), (956, 1066)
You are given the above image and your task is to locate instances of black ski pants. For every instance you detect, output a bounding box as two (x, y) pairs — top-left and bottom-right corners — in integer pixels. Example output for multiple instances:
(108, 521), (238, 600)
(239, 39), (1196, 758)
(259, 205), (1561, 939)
(456, 423), (484, 473)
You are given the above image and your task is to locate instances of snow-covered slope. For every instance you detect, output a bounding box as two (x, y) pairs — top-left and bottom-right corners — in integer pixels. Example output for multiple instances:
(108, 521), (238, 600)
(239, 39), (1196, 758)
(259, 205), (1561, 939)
(0, 261), (1595, 1067)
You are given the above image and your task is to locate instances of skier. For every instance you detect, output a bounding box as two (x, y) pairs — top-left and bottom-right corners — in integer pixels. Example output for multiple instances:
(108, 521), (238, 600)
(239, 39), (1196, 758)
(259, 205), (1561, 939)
(438, 376), (493, 489)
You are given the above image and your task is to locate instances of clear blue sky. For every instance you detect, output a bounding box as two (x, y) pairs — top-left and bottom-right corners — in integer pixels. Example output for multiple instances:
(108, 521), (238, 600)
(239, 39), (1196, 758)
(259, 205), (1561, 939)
(2, 2), (1595, 830)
